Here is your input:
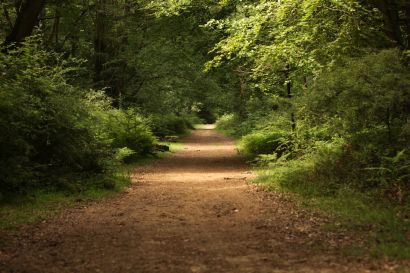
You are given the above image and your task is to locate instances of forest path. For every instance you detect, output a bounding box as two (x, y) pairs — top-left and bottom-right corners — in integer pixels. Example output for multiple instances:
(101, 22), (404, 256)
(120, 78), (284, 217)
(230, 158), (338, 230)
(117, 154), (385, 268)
(0, 125), (399, 273)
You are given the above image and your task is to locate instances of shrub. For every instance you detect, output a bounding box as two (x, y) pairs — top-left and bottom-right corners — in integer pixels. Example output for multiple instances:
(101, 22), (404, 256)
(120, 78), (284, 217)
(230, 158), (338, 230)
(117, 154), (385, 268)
(0, 39), (156, 196)
(240, 130), (293, 158)
(233, 50), (410, 201)
(0, 40), (115, 194)
(215, 113), (242, 136)
(299, 49), (410, 196)
(304, 49), (410, 149)
(257, 138), (352, 196)
(104, 108), (156, 161)
(148, 113), (195, 138)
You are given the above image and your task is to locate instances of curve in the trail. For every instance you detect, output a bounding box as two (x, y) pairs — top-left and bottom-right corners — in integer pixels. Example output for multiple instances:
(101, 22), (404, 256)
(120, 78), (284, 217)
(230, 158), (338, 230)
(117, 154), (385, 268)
(0, 125), (395, 273)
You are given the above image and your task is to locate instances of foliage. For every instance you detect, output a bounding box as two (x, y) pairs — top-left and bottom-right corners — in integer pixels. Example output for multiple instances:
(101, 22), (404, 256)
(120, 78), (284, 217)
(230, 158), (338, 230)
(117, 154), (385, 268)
(223, 49), (410, 200)
(300, 50), (410, 193)
(215, 113), (240, 136)
(0, 39), (105, 194)
(240, 130), (292, 158)
(148, 113), (197, 138)
(104, 108), (156, 161)
(0, 39), (155, 196)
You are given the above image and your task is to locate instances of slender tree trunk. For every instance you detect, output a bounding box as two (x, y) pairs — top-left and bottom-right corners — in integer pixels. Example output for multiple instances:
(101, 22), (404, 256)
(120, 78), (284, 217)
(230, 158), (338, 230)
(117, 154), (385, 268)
(285, 66), (296, 131)
(47, 9), (60, 47)
(4, 0), (45, 46)
(303, 75), (308, 95)
(94, 0), (107, 85)
(286, 80), (296, 131)
(404, 3), (410, 49)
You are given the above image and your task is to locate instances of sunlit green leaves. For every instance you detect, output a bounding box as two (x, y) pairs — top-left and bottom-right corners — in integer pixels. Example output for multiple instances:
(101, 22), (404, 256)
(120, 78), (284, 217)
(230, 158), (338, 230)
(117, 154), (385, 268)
(205, 0), (385, 89)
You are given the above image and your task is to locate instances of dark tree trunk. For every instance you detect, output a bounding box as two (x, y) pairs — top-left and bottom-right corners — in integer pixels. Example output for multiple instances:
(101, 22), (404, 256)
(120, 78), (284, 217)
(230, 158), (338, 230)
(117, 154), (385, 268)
(285, 66), (296, 131)
(404, 3), (410, 49)
(94, 0), (107, 86)
(370, 0), (404, 48)
(4, 0), (45, 46)
(14, 0), (23, 13)
(286, 80), (296, 131)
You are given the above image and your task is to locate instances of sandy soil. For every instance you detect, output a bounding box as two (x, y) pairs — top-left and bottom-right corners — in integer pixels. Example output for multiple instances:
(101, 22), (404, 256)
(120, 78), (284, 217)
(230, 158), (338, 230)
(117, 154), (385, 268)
(0, 125), (408, 273)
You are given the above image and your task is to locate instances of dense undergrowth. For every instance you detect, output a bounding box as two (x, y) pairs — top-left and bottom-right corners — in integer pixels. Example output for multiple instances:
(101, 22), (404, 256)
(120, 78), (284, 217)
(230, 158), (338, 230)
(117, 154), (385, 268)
(0, 39), (196, 202)
(216, 49), (410, 258)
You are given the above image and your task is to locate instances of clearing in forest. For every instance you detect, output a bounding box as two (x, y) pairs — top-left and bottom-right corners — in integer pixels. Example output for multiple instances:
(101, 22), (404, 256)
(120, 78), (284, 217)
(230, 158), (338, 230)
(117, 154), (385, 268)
(0, 125), (407, 273)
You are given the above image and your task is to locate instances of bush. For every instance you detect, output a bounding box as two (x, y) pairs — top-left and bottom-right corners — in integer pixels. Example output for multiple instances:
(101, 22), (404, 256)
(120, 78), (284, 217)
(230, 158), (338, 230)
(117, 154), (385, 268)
(240, 130), (293, 158)
(257, 138), (353, 196)
(215, 113), (241, 136)
(84, 92), (157, 162)
(0, 39), (156, 196)
(231, 50), (410, 201)
(304, 49), (410, 149)
(104, 108), (156, 161)
(0, 40), (114, 194)
(299, 49), (410, 196)
(148, 113), (195, 138)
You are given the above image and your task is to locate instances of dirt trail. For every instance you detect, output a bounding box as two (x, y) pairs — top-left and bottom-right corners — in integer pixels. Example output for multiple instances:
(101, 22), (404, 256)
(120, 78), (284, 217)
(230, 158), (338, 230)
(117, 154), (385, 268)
(0, 125), (407, 273)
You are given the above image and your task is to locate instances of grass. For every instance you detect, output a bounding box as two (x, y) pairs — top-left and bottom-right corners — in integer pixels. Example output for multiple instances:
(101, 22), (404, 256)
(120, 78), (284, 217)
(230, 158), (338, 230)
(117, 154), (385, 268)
(255, 168), (410, 259)
(214, 116), (410, 259)
(215, 126), (238, 139)
(0, 178), (128, 229)
(0, 140), (185, 230)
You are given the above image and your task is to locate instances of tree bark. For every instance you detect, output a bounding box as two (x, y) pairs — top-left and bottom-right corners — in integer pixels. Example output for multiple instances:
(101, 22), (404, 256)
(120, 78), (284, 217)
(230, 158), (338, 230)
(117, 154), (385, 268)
(285, 66), (296, 131)
(4, 0), (45, 46)
(286, 80), (296, 131)
(94, 0), (107, 85)
(404, 3), (410, 49)
(370, 0), (404, 48)
(47, 9), (60, 47)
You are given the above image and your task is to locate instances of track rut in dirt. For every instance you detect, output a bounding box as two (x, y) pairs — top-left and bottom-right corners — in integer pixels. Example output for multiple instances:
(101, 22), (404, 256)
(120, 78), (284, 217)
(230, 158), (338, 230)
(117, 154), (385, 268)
(0, 125), (407, 273)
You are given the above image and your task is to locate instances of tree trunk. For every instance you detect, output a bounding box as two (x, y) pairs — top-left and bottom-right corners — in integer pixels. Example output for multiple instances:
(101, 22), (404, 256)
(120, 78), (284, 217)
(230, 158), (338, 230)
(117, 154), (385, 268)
(4, 0), (45, 46)
(404, 3), (410, 49)
(285, 66), (296, 131)
(370, 0), (404, 48)
(94, 0), (107, 86)
(47, 9), (60, 47)
(286, 80), (296, 131)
